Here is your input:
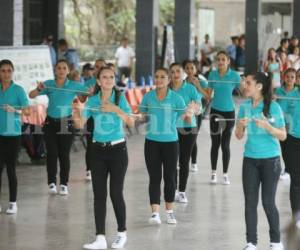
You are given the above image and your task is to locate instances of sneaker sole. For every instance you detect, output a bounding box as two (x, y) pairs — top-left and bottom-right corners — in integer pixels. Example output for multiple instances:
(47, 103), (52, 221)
(83, 245), (107, 250)
(149, 219), (161, 225)
(167, 220), (177, 225)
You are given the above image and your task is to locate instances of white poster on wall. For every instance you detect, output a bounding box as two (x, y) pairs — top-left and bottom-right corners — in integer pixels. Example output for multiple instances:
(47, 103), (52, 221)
(0, 45), (54, 105)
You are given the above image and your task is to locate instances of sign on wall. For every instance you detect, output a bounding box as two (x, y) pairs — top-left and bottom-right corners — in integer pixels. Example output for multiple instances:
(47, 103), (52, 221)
(0, 45), (54, 105)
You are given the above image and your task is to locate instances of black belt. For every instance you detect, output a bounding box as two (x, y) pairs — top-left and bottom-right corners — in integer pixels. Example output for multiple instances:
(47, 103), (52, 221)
(93, 138), (125, 148)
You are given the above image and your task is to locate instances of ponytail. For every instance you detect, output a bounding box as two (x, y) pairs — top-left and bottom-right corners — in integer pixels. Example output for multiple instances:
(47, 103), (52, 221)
(251, 72), (273, 117)
(262, 73), (273, 117)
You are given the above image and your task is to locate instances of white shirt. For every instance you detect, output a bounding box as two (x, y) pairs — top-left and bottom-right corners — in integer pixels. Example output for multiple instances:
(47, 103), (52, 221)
(200, 42), (212, 54)
(288, 54), (300, 70)
(115, 46), (135, 68)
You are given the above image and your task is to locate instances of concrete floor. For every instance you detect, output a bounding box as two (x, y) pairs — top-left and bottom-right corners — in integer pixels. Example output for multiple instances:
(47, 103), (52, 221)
(0, 119), (293, 250)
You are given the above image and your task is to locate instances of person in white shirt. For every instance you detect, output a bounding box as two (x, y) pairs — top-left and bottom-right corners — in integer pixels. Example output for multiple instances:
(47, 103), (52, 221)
(115, 37), (135, 79)
(288, 46), (300, 71)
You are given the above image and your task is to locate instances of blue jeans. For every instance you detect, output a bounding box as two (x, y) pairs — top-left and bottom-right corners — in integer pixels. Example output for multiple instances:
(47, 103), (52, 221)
(242, 156), (281, 244)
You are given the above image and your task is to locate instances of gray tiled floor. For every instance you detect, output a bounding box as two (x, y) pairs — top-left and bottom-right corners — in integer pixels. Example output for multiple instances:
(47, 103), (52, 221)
(0, 120), (292, 250)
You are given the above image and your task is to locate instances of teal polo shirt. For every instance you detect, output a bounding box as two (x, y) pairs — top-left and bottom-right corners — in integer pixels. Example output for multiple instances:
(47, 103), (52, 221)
(275, 86), (299, 126)
(38, 79), (88, 118)
(173, 82), (201, 128)
(208, 68), (241, 112)
(82, 90), (131, 143)
(184, 77), (208, 100)
(237, 100), (285, 159)
(288, 90), (300, 138)
(0, 82), (29, 136)
(139, 89), (186, 142)
(85, 77), (97, 88)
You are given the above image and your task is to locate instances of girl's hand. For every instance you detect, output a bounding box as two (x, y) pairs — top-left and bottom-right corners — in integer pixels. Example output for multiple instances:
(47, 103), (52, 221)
(36, 81), (45, 91)
(237, 118), (249, 128)
(101, 101), (119, 113)
(253, 118), (270, 130)
(3, 104), (16, 113)
(87, 86), (95, 96)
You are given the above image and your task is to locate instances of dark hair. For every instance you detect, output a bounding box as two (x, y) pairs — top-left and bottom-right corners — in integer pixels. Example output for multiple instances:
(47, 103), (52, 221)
(280, 38), (289, 46)
(94, 66), (120, 105)
(95, 58), (106, 64)
(169, 62), (182, 70)
(182, 59), (196, 69)
(106, 63), (115, 68)
(57, 39), (68, 46)
(0, 59), (14, 70)
(217, 51), (230, 60)
(155, 67), (169, 75)
(55, 59), (70, 69)
(249, 72), (273, 117)
(284, 68), (297, 76)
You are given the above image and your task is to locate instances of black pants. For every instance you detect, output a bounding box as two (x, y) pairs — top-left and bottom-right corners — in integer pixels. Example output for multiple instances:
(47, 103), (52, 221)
(90, 141), (128, 235)
(191, 114), (203, 164)
(144, 139), (179, 204)
(242, 157), (281, 244)
(43, 116), (74, 186)
(85, 117), (94, 171)
(210, 108), (235, 173)
(0, 136), (21, 202)
(279, 140), (289, 173)
(285, 134), (300, 214)
(118, 67), (131, 79)
(176, 127), (198, 192)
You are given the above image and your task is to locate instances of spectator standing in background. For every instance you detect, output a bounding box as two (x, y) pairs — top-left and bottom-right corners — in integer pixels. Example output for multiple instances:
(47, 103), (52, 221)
(115, 37), (135, 79)
(57, 39), (80, 71)
(81, 63), (94, 82)
(276, 38), (289, 54)
(236, 35), (246, 71)
(288, 36), (299, 55)
(226, 36), (239, 68)
(288, 46), (300, 71)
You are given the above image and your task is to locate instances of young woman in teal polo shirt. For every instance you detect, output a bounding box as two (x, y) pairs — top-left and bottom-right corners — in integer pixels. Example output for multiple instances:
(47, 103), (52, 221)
(73, 66), (134, 250)
(169, 63), (201, 204)
(284, 85), (300, 214)
(207, 51), (242, 185)
(183, 59), (209, 172)
(84, 59), (106, 181)
(29, 59), (88, 196)
(140, 68), (192, 224)
(0, 59), (30, 214)
(275, 68), (298, 178)
(235, 72), (286, 250)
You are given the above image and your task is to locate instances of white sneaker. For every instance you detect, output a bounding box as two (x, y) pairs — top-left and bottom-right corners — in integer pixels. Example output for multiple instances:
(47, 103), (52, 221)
(280, 172), (290, 181)
(166, 210), (177, 224)
(178, 192), (188, 203)
(83, 235), (107, 249)
(111, 232), (127, 249)
(211, 173), (217, 184)
(59, 185), (69, 196)
(222, 174), (230, 185)
(269, 242), (284, 250)
(148, 213), (161, 225)
(86, 170), (92, 181)
(6, 202), (17, 214)
(190, 163), (198, 172)
(0, 204), (2, 213)
(175, 190), (180, 202)
(243, 243), (257, 250)
(48, 183), (57, 194)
